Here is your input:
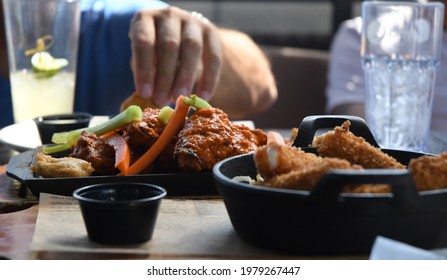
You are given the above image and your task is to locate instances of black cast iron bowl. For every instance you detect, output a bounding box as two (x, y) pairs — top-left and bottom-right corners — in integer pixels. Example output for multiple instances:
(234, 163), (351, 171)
(73, 182), (166, 245)
(212, 115), (447, 255)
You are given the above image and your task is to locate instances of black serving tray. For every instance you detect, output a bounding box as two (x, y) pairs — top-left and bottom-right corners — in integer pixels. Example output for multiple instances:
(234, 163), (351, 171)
(7, 149), (217, 197)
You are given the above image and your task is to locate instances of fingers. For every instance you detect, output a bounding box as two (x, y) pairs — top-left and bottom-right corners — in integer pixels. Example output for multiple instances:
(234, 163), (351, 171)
(129, 7), (222, 106)
(171, 20), (203, 100)
(152, 13), (182, 105)
(196, 25), (222, 101)
(129, 11), (156, 99)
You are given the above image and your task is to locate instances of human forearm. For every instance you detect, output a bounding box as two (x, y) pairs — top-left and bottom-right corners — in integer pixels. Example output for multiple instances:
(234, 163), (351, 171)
(126, 7), (277, 118)
(209, 29), (277, 119)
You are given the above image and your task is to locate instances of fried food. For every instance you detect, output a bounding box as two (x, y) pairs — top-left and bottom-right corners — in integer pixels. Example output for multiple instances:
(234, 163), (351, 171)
(252, 121), (447, 194)
(286, 127), (298, 145)
(71, 131), (117, 175)
(175, 107), (267, 172)
(313, 120), (405, 169)
(342, 184), (392, 193)
(254, 142), (321, 179)
(253, 142), (363, 190)
(408, 152), (447, 191)
(122, 107), (165, 149)
(68, 106), (266, 175)
(71, 109), (171, 175)
(260, 156), (362, 191)
(120, 91), (160, 112)
(253, 131), (398, 192)
(31, 152), (95, 178)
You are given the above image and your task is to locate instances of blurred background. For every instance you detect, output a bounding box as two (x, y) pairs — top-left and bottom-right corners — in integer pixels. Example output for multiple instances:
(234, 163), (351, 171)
(167, 0), (362, 50)
(167, 1), (363, 128)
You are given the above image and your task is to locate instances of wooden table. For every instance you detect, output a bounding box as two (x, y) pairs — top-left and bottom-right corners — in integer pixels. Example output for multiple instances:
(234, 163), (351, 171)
(0, 164), (38, 213)
(0, 205), (38, 260)
(0, 199), (369, 260)
(0, 159), (39, 259)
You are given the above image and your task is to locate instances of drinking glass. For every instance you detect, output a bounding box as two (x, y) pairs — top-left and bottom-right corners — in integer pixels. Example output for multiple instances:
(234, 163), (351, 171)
(3, 0), (81, 123)
(361, 1), (444, 152)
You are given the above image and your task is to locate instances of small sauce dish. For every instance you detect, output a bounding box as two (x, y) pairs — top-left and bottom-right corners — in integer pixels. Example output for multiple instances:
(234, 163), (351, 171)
(73, 182), (167, 245)
(34, 112), (92, 144)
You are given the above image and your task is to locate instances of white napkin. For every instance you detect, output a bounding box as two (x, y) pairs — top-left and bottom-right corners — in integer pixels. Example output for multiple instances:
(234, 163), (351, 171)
(370, 236), (447, 260)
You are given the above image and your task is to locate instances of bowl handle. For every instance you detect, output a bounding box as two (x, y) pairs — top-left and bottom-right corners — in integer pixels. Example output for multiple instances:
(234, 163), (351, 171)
(293, 115), (379, 148)
(310, 169), (419, 205)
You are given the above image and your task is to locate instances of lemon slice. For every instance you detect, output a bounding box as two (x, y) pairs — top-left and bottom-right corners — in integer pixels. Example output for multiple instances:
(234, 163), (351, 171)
(31, 51), (68, 78)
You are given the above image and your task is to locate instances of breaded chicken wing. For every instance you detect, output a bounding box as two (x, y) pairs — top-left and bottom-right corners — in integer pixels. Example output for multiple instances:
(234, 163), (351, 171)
(31, 152), (95, 178)
(312, 121), (405, 169)
(254, 142), (321, 179)
(342, 184), (392, 193)
(408, 152), (447, 191)
(253, 142), (363, 190)
(260, 157), (362, 191)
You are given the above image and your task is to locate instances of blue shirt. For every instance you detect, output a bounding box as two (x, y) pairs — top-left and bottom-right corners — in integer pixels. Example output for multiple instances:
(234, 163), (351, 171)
(0, 0), (168, 128)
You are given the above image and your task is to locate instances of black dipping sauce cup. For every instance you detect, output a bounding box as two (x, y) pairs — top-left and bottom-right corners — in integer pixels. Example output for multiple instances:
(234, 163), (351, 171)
(73, 182), (167, 245)
(34, 112), (93, 144)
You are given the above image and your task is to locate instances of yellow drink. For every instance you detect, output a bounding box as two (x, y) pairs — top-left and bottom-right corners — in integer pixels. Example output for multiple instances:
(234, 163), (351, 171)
(10, 71), (75, 123)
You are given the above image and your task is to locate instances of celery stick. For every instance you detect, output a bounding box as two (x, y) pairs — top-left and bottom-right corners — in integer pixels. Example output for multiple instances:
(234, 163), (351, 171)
(41, 143), (71, 154)
(87, 105), (143, 135)
(183, 94), (212, 110)
(158, 106), (175, 125)
(51, 128), (84, 144)
(42, 105), (143, 154)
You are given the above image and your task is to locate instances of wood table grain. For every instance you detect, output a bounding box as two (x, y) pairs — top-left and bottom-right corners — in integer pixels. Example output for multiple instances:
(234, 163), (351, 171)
(0, 164), (38, 213)
(0, 205), (38, 260)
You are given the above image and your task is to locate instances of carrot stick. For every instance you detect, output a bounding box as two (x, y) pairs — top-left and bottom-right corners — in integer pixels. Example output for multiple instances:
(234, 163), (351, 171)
(123, 95), (190, 176)
(267, 131), (286, 145)
(102, 131), (131, 175)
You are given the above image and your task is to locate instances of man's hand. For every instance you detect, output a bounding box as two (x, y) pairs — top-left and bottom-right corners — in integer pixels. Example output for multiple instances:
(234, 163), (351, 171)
(128, 7), (222, 106)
